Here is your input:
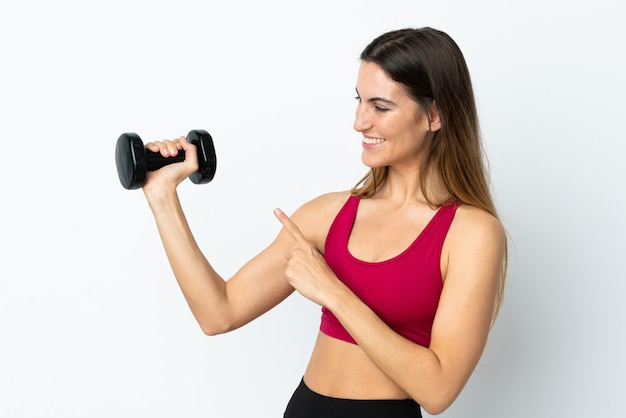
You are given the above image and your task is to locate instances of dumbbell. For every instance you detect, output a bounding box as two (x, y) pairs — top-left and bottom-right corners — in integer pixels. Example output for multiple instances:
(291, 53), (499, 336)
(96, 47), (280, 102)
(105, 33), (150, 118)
(115, 129), (217, 190)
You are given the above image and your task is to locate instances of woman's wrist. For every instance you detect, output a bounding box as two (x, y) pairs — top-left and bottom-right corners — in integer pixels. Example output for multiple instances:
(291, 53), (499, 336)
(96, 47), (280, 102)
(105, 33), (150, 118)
(143, 183), (180, 214)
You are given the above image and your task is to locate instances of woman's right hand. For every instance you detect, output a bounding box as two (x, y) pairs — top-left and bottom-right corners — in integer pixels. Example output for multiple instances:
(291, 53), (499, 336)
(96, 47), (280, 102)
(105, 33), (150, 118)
(141, 136), (200, 197)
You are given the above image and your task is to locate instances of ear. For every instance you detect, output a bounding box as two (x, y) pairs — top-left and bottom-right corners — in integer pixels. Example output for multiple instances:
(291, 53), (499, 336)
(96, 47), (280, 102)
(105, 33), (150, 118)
(427, 101), (442, 132)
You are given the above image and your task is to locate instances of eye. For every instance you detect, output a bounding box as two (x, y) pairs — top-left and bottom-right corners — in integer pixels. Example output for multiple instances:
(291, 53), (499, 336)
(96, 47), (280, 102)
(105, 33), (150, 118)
(374, 105), (390, 113)
(354, 95), (361, 102)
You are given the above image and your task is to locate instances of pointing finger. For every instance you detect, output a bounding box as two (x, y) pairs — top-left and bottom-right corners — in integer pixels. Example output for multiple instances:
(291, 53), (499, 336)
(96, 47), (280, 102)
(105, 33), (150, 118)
(274, 208), (308, 246)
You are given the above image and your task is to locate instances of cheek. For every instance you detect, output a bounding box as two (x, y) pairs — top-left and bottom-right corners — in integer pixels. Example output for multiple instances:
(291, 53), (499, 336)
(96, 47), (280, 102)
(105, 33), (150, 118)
(398, 121), (428, 148)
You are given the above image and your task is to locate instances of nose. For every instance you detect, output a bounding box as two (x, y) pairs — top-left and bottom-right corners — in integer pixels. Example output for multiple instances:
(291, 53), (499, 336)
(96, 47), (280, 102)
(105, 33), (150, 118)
(353, 103), (372, 132)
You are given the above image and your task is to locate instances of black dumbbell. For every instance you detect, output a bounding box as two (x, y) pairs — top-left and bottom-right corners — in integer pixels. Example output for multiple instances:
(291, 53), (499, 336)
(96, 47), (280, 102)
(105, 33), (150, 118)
(115, 129), (217, 190)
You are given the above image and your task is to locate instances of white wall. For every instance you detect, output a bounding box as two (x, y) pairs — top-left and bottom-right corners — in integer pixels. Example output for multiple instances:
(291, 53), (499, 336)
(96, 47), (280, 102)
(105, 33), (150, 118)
(1, 1), (624, 417)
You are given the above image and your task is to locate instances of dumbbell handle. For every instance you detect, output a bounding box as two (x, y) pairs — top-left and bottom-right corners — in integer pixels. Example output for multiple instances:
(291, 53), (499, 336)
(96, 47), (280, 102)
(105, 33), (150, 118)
(145, 149), (186, 171)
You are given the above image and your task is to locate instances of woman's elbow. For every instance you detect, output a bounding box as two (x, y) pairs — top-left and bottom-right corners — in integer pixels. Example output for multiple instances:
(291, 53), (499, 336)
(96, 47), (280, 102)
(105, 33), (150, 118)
(421, 401), (451, 416)
(198, 316), (236, 336)
(200, 324), (225, 336)
(416, 386), (461, 415)
(420, 398), (454, 416)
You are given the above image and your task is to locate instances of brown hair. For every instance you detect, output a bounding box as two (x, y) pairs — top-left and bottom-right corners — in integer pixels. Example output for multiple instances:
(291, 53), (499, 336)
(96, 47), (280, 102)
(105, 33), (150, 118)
(352, 27), (506, 321)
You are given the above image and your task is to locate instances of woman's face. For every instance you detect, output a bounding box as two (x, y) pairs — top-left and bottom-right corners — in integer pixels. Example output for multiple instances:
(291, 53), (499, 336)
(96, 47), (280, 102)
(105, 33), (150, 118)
(354, 62), (437, 172)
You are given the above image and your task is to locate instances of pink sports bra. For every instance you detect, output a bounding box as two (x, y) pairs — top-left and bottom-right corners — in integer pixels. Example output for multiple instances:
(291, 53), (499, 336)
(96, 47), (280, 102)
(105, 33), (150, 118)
(320, 195), (459, 347)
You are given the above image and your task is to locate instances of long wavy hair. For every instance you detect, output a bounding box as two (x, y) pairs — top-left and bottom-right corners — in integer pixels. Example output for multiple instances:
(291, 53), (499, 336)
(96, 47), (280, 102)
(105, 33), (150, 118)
(352, 27), (506, 322)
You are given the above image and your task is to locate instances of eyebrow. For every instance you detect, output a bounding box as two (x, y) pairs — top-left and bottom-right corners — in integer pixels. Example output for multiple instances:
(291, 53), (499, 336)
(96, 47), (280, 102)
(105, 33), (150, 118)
(355, 87), (396, 106)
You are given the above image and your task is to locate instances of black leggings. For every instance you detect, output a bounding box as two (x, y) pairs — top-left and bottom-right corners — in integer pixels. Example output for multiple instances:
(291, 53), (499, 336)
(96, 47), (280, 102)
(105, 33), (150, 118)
(283, 379), (422, 418)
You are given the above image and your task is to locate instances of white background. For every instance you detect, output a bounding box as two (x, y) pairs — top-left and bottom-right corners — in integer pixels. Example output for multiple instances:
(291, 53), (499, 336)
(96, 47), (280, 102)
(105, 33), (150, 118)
(1, 1), (625, 417)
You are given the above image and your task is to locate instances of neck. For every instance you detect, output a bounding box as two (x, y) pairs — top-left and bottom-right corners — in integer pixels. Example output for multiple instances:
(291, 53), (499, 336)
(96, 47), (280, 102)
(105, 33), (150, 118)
(376, 165), (449, 206)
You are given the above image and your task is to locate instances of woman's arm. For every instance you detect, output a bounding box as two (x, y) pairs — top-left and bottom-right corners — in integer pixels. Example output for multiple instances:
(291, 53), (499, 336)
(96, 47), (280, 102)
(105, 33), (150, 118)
(141, 137), (345, 335)
(146, 187), (297, 335)
(140, 137), (294, 334)
(275, 205), (505, 415)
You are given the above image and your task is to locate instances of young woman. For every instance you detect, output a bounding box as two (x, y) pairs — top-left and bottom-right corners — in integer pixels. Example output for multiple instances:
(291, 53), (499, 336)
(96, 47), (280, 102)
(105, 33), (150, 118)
(141, 27), (507, 418)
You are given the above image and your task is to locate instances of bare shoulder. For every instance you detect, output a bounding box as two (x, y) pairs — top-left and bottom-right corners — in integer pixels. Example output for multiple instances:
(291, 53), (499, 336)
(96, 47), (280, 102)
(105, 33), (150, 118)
(442, 204), (506, 281)
(451, 205), (504, 234)
(299, 190), (352, 213)
(289, 190), (352, 249)
(449, 205), (505, 245)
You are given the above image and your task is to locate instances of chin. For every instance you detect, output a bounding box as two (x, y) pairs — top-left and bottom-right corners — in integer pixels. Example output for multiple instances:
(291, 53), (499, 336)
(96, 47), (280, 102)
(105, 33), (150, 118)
(361, 155), (384, 168)
(361, 159), (387, 170)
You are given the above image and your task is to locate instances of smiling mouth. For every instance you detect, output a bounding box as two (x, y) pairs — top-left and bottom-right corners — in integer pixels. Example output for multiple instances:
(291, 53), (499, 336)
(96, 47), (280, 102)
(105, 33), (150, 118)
(362, 137), (385, 145)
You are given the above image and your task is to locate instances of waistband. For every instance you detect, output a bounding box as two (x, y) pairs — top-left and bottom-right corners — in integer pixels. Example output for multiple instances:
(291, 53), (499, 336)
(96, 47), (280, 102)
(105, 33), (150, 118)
(284, 379), (422, 418)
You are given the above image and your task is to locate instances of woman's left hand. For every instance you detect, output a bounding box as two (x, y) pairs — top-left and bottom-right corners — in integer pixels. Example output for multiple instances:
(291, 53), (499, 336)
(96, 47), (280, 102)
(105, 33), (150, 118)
(273, 208), (338, 306)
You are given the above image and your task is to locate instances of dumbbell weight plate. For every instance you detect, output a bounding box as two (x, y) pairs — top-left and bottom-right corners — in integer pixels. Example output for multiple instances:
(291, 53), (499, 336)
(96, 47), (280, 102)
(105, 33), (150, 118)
(188, 129), (217, 184)
(115, 133), (147, 190)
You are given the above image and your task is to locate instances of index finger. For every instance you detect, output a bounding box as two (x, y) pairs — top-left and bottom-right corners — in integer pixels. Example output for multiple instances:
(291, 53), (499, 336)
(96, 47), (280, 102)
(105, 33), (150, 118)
(273, 208), (308, 245)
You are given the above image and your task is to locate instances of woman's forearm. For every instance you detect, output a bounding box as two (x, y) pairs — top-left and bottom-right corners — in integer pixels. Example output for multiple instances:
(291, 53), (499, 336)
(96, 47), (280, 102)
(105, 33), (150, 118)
(325, 285), (478, 415)
(146, 188), (231, 335)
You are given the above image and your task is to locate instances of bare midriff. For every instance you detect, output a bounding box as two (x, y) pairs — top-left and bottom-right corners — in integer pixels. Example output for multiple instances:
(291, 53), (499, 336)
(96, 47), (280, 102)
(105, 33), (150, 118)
(302, 331), (411, 400)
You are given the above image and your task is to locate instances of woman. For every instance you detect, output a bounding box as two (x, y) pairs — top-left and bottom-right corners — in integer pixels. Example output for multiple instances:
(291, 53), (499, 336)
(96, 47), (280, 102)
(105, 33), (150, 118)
(141, 27), (507, 417)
